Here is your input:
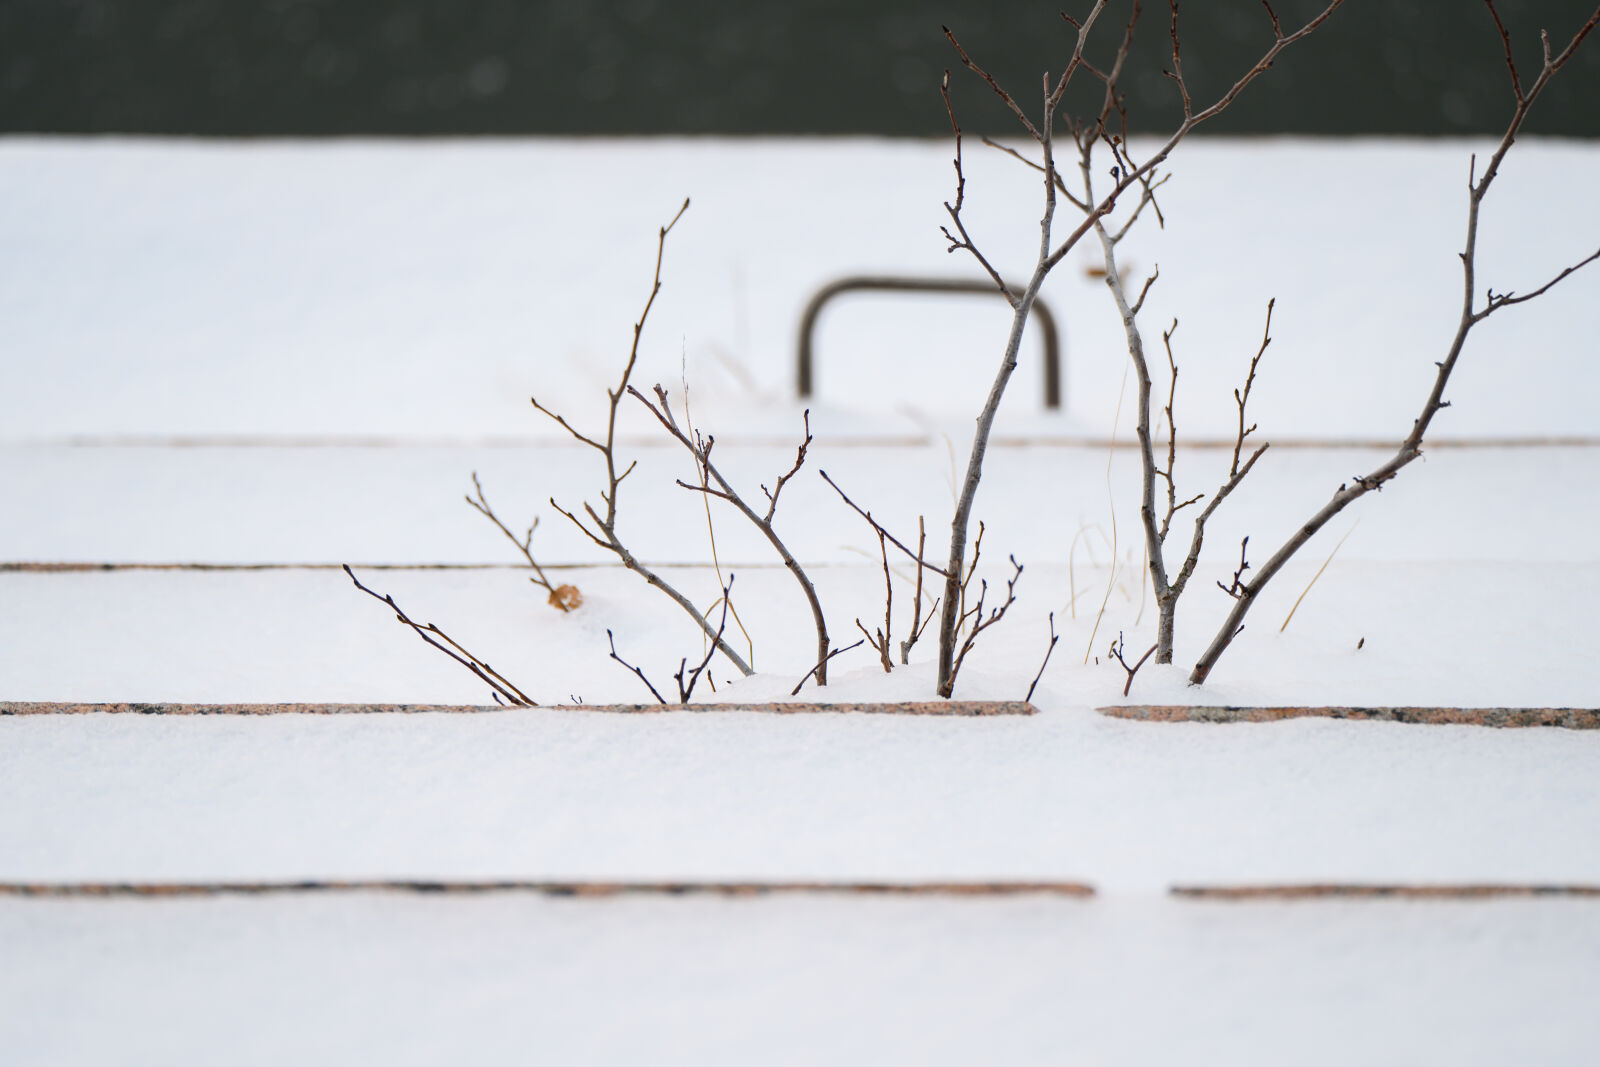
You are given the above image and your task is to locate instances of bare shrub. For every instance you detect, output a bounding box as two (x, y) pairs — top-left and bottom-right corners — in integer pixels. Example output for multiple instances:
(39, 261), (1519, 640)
(933, 0), (1345, 696)
(1187, 2), (1600, 683)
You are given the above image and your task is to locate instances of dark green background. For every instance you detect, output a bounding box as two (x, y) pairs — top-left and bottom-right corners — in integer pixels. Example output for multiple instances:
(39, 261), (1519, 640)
(2, 1), (1596, 136)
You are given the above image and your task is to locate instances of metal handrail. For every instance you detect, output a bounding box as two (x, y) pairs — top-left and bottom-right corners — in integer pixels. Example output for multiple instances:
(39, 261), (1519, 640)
(797, 275), (1062, 410)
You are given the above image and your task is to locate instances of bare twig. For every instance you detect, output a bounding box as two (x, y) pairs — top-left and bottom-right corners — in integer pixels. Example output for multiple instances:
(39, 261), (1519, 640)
(675, 575), (735, 703)
(637, 387), (832, 684)
(466, 472), (582, 611)
(1095, 184), (1272, 663)
(935, 1), (1343, 696)
(1190, 3), (1600, 683)
(1024, 612), (1060, 704)
(465, 472), (557, 595)
(947, 555), (1024, 697)
(940, 71), (1016, 303)
(899, 516), (939, 665)
(1109, 631), (1157, 697)
(607, 629), (666, 705)
(957, 521), (987, 641)
(1217, 537), (1251, 599)
(1230, 300), (1272, 478)
(1485, 0), (1525, 101)
(857, 530), (895, 673)
(791, 640), (866, 697)
(344, 565), (537, 707)
(821, 471), (950, 579)
(680, 372), (755, 669)
(530, 201), (752, 678)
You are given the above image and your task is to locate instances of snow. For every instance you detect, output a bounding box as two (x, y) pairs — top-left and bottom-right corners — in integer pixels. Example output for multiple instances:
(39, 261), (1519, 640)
(2, 137), (1598, 443)
(5, 702), (1600, 890)
(5, 893), (1599, 1067)
(3, 136), (1600, 1063)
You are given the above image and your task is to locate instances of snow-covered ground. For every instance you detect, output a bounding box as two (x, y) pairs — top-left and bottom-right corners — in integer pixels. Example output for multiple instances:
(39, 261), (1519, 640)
(4, 137), (1600, 1063)
(7, 893), (1598, 1067)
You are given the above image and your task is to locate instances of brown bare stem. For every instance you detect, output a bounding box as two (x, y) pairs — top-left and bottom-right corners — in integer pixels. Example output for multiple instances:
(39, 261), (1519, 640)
(607, 629), (666, 705)
(1190, 3), (1600, 684)
(899, 516), (939, 665)
(856, 530), (894, 673)
(532, 201), (752, 678)
(1024, 612), (1060, 704)
(935, 2), (1341, 696)
(674, 574), (734, 703)
(1109, 631), (1157, 697)
(791, 639), (866, 697)
(636, 387), (830, 684)
(947, 555), (1024, 697)
(1095, 174), (1272, 664)
(821, 471), (950, 579)
(465, 472), (558, 596)
(344, 565), (537, 707)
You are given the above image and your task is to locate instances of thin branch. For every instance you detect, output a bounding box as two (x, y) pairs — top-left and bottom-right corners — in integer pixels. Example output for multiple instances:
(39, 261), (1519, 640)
(531, 202), (752, 677)
(1217, 537), (1252, 599)
(957, 521), (986, 640)
(1231, 299), (1272, 478)
(900, 516), (938, 664)
(1112, 173), (1171, 243)
(821, 470), (951, 578)
(1155, 319), (1187, 543)
(791, 640), (866, 697)
(940, 71), (1017, 303)
(935, 1), (1341, 694)
(941, 27), (1045, 140)
(762, 410), (813, 524)
(1024, 612), (1060, 704)
(676, 575), (735, 703)
(636, 385), (831, 684)
(947, 555), (1024, 696)
(859, 530), (894, 672)
(344, 565), (537, 707)
(607, 629), (666, 705)
(1476, 247), (1600, 320)
(466, 472), (558, 596)
(1165, 0), (1194, 118)
(981, 134), (1089, 211)
(1484, 0), (1525, 101)
(1191, 3), (1599, 683)
(681, 374), (757, 670)
(1109, 631), (1157, 697)
(1039, 1), (1347, 277)
(1132, 266), (1160, 316)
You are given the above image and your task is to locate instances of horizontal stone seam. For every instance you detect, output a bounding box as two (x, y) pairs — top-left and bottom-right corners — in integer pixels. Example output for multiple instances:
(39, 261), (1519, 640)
(1172, 884), (1600, 899)
(1100, 706), (1600, 729)
(0, 880), (1092, 899)
(1, 701), (1036, 717)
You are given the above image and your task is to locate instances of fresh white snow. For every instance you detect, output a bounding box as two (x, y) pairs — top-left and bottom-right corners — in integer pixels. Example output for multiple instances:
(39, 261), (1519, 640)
(6, 893), (1599, 1067)
(3, 136), (1599, 1064)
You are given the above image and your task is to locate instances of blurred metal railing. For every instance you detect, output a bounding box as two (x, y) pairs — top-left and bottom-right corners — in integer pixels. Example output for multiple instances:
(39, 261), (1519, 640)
(797, 276), (1062, 410)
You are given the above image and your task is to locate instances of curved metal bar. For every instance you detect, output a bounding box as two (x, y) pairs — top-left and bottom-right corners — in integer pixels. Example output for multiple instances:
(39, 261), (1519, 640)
(797, 276), (1062, 410)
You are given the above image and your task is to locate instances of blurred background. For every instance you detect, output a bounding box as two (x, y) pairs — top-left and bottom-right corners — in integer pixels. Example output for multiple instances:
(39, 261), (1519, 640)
(4, 0), (1599, 137)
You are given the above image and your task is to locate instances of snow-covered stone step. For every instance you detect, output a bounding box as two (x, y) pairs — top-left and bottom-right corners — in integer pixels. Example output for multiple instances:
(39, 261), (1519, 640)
(4, 441), (1597, 566)
(2, 561), (1595, 707)
(4, 694), (1598, 891)
(4, 885), (1599, 1066)
(5, 140), (1598, 443)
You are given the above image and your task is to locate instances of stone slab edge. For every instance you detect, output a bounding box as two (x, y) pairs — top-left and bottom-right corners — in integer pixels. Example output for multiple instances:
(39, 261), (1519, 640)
(1172, 884), (1600, 899)
(0, 700), (1036, 717)
(0, 879), (1092, 898)
(1099, 705), (1600, 729)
